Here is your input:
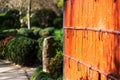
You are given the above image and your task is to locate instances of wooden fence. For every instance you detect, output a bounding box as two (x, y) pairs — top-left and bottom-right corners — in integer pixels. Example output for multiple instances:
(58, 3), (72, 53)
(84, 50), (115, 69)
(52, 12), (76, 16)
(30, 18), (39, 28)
(64, 0), (120, 80)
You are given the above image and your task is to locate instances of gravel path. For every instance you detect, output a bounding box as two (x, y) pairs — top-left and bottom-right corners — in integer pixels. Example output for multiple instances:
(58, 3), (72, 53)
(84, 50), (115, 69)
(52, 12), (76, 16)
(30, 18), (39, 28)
(0, 60), (36, 80)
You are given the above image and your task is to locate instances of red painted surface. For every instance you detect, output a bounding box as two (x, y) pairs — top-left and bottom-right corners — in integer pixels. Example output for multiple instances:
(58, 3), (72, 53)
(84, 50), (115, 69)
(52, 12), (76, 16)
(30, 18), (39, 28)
(64, 0), (120, 80)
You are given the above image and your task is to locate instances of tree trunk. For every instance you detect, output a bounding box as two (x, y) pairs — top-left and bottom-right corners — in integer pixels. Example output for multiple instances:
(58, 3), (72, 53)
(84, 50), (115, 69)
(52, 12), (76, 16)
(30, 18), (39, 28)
(27, 0), (31, 29)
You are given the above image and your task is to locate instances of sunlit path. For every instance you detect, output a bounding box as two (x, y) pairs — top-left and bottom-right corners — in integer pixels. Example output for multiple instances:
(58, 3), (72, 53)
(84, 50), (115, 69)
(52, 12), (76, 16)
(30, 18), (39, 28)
(0, 60), (35, 80)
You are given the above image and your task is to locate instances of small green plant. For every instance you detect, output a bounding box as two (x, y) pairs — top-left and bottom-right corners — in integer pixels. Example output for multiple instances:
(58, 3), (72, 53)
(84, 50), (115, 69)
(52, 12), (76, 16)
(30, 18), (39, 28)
(30, 66), (53, 80)
(49, 53), (63, 79)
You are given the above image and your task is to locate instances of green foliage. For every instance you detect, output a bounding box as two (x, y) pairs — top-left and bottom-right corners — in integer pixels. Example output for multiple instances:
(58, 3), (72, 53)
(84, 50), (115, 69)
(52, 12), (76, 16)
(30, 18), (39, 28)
(30, 66), (53, 80)
(57, 0), (63, 10)
(0, 9), (20, 30)
(49, 53), (63, 79)
(53, 29), (62, 40)
(0, 13), (6, 28)
(53, 0), (63, 11)
(30, 66), (42, 80)
(0, 41), (5, 59)
(18, 28), (35, 38)
(0, 29), (17, 39)
(0, 13), (6, 16)
(5, 36), (39, 66)
(53, 15), (63, 29)
(2, 29), (17, 33)
(57, 76), (63, 80)
(31, 27), (42, 38)
(31, 9), (57, 27)
(52, 29), (63, 55)
(37, 37), (44, 63)
(23, 15), (27, 22)
(40, 27), (55, 37)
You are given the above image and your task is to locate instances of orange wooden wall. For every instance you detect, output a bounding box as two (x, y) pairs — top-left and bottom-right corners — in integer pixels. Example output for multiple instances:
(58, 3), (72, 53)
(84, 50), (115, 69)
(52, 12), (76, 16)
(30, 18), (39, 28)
(64, 0), (120, 80)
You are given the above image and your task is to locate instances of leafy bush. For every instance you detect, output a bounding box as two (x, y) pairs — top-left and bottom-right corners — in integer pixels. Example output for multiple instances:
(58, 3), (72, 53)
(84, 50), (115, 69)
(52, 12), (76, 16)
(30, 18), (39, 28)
(0, 29), (17, 40)
(18, 28), (35, 38)
(57, 0), (63, 10)
(30, 66), (53, 80)
(0, 41), (5, 59)
(37, 37), (44, 63)
(1, 9), (20, 30)
(5, 36), (39, 66)
(31, 27), (41, 35)
(31, 9), (57, 27)
(2, 29), (17, 33)
(53, 14), (63, 29)
(0, 14), (5, 28)
(49, 53), (63, 79)
(57, 76), (63, 80)
(31, 27), (42, 38)
(53, 29), (62, 40)
(39, 27), (54, 37)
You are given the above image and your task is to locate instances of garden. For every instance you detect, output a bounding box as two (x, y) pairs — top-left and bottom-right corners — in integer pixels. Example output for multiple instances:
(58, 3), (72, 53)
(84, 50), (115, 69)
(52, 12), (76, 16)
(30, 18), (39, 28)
(0, 0), (63, 80)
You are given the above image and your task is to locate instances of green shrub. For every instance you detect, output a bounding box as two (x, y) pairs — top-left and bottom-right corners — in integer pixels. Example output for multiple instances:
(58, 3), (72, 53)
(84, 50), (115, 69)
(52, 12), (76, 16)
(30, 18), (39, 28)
(2, 29), (17, 33)
(31, 27), (42, 38)
(31, 27), (41, 35)
(57, 0), (63, 10)
(5, 36), (39, 66)
(0, 15), (4, 28)
(57, 75), (63, 80)
(1, 9), (20, 29)
(31, 9), (57, 27)
(18, 28), (35, 38)
(0, 41), (5, 59)
(30, 66), (53, 80)
(53, 29), (62, 40)
(39, 27), (54, 37)
(0, 13), (6, 16)
(23, 15), (27, 22)
(0, 29), (17, 39)
(37, 37), (44, 63)
(49, 53), (63, 79)
(53, 14), (63, 29)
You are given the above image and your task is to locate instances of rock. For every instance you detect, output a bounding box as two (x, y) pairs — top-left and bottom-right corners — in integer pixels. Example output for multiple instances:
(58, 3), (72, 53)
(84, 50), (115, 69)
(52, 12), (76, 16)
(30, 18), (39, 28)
(42, 36), (56, 73)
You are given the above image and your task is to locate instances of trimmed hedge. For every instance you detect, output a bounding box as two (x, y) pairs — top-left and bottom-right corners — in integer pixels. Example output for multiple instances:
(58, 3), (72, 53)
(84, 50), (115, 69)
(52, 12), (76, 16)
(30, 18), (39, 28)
(18, 28), (35, 39)
(5, 36), (39, 66)
(0, 29), (17, 40)
(39, 27), (54, 37)
(31, 9), (57, 27)
(0, 9), (20, 30)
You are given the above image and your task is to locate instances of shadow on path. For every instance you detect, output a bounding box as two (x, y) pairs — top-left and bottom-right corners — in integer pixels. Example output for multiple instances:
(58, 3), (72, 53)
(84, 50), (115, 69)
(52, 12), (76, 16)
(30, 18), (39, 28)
(0, 60), (36, 80)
